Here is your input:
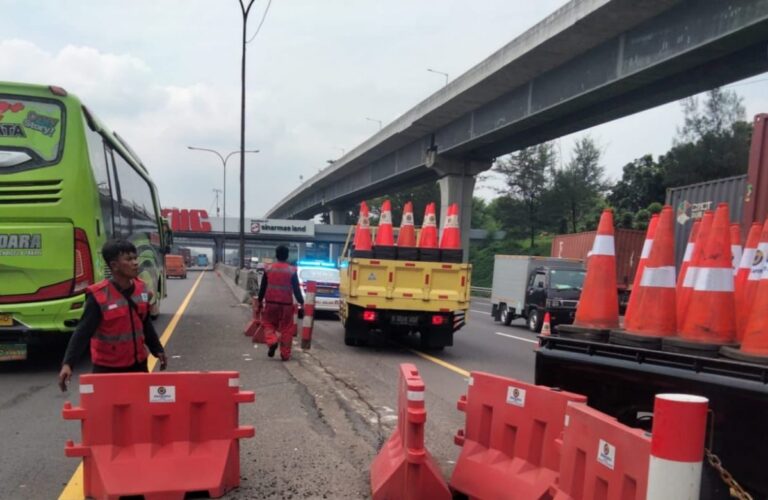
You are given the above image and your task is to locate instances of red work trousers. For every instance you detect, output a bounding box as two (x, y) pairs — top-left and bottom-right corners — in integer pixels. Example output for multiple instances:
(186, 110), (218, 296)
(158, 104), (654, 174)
(262, 303), (296, 360)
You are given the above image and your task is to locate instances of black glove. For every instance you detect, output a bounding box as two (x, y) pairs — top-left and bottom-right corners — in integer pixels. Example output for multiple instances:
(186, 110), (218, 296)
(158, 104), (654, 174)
(297, 306), (305, 319)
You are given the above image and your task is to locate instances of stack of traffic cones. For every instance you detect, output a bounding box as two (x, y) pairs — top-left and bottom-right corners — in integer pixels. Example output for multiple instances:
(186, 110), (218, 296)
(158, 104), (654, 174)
(722, 248), (768, 364)
(624, 213), (659, 325)
(735, 222), (762, 340)
(663, 203), (737, 356)
(610, 206), (676, 348)
(352, 201), (373, 258)
(677, 212), (713, 331)
(373, 199), (396, 259)
(418, 202), (440, 261)
(558, 209), (619, 341)
(731, 224), (743, 276)
(439, 203), (462, 263)
(397, 201), (418, 261)
(738, 219), (768, 341)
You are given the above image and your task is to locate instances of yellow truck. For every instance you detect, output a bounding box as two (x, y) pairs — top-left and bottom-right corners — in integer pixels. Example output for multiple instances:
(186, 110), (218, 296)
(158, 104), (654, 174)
(339, 256), (471, 349)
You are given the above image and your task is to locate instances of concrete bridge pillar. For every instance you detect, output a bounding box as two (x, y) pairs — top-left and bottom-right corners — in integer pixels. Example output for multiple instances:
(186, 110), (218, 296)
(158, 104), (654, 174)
(430, 156), (492, 261)
(328, 207), (347, 263)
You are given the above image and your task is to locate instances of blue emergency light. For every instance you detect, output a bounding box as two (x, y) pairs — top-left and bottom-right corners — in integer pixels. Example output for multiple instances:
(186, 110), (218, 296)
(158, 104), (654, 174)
(297, 260), (337, 269)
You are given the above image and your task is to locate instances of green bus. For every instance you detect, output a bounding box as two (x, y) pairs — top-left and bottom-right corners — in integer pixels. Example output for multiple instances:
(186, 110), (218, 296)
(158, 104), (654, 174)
(0, 82), (169, 361)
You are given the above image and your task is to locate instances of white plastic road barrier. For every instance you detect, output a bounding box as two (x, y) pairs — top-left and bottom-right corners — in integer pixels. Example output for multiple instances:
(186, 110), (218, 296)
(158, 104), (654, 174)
(646, 393), (709, 500)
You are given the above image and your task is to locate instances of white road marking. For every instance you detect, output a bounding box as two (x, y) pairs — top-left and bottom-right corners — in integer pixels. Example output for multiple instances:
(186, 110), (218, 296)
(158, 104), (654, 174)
(470, 309), (488, 314)
(494, 331), (538, 344)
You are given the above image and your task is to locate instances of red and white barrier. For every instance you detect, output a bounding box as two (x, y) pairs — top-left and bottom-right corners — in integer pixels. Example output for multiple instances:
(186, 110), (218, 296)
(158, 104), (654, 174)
(646, 394), (709, 500)
(301, 281), (316, 350)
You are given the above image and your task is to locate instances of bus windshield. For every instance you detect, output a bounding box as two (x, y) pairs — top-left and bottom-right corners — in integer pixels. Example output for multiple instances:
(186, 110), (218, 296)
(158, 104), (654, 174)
(0, 97), (64, 169)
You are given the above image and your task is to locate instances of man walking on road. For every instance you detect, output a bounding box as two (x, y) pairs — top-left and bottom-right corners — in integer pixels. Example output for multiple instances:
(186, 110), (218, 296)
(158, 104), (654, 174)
(258, 245), (304, 361)
(58, 239), (167, 391)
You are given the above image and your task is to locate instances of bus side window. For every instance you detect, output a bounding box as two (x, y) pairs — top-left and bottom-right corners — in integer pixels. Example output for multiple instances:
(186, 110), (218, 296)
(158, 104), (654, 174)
(84, 126), (115, 237)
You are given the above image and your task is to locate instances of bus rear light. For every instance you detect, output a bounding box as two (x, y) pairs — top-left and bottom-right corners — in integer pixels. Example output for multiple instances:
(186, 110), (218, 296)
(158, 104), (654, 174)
(362, 310), (377, 322)
(431, 315), (445, 326)
(72, 228), (94, 293)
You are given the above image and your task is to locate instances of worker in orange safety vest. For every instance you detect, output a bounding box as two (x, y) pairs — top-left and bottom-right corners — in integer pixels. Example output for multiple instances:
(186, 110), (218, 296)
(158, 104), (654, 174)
(257, 245), (304, 361)
(58, 239), (167, 391)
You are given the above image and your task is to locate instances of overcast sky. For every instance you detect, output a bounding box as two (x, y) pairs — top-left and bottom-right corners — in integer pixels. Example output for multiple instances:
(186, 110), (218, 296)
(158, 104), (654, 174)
(3, 1), (767, 218)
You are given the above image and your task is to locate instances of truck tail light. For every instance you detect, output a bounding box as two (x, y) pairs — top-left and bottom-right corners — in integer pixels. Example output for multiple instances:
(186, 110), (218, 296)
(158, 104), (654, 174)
(363, 310), (377, 322)
(72, 228), (94, 293)
(431, 315), (445, 326)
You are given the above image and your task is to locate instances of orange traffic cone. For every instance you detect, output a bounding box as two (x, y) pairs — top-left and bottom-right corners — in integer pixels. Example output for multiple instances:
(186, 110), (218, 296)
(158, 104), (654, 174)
(611, 206), (676, 348)
(541, 312), (552, 336)
(373, 199), (396, 259)
(352, 201), (373, 258)
(624, 213), (659, 325)
(676, 219), (700, 302)
(676, 212), (713, 331)
(735, 222), (762, 341)
(396, 201), (418, 261)
(740, 219), (768, 338)
(731, 224), (742, 276)
(418, 202), (439, 261)
(440, 203), (462, 263)
(722, 255), (768, 363)
(664, 203), (737, 356)
(558, 209), (618, 340)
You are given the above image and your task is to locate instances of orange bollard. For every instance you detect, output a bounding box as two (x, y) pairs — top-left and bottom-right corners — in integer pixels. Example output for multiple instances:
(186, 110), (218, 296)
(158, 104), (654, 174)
(664, 203), (737, 356)
(439, 203), (462, 263)
(373, 199), (396, 259)
(418, 202), (439, 261)
(397, 201), (418, 261)
(611, 206), (676, 349)
(735, 222), (762, 341)
(352, 201), (373, 258)
(301, 281), (316, 350)
(624, 213), (659, 325)
(558, 209), (619, 340)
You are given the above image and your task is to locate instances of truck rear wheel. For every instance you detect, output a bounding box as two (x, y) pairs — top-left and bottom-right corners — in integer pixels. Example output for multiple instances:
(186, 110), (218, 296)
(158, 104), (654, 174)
(501, 306), (513, 326)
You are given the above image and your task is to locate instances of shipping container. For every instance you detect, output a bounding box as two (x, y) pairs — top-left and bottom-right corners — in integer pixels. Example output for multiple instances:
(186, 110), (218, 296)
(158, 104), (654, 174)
(550, 228), (645, 290)
(665, 175), (746, 270)
(742, 113), (768, 231)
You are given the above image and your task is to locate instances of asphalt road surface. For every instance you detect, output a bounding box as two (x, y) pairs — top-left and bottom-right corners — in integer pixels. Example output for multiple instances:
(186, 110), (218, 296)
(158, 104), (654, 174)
(0, 271), (540, 499)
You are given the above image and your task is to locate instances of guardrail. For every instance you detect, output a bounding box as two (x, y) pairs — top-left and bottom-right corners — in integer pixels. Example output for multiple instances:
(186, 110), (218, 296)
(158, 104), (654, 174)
(470, 286), (491, 298)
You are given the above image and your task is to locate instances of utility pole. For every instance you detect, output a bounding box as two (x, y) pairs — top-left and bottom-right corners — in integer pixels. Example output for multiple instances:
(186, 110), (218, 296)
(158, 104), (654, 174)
(239, 0), (256, 269)
(212, 189), (222, 217)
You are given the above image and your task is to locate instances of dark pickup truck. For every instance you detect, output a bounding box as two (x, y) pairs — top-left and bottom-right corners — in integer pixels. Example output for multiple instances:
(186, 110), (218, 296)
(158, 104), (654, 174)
(536, 335), (768, 499)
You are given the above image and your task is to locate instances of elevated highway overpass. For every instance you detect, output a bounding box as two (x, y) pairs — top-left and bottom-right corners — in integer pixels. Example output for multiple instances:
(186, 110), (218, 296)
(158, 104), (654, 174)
(267, 0), (768, 256)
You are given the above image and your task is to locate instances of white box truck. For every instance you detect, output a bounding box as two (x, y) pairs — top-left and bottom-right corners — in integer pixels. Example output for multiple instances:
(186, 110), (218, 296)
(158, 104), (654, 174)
(490, 255), (584, 332)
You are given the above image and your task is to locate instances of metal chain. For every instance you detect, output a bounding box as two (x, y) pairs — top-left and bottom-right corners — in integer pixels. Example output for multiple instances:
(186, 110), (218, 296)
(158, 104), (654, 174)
(705, 449), (753, 500)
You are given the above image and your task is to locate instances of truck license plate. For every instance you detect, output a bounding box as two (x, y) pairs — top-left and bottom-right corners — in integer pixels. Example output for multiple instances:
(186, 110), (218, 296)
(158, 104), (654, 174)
(391, 315), (418, 326)
(0, 313), (12, 327)
(0, 344), (26, 362)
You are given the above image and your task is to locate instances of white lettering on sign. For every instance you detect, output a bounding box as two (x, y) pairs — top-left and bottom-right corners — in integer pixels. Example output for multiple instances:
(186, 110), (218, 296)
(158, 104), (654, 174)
(149, 385), (176, 403)
(249, 219), (315, 237)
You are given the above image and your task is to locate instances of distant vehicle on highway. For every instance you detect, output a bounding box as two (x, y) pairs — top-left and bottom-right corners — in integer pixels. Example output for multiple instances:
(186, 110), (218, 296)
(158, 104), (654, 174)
(165, 254), (187, 279)
(296, 260), (340, 313)
(0, 82), (168, 362)
(196, 254), (209, 267)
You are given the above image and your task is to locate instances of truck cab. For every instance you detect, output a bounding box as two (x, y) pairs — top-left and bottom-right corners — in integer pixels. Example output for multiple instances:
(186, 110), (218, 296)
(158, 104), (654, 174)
(523, 265), (584, 332)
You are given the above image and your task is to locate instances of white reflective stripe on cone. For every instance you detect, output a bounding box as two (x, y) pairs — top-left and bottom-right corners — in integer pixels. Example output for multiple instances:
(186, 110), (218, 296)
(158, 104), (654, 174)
(694, 268), (734, 292)
(407, 390), (425, 401)
(646, 456), (702, 500)
(739, 248), (757, 270)
(682, 243), (694, 263)
(641, 239), (653, 259)
(591, 235), (615, 256)
(640, 266), (676, 288)
(682, 267), (699, 288)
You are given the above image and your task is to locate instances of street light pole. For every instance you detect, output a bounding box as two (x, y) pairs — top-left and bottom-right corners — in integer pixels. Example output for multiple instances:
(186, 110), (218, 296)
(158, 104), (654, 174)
(365, 117), (383, 130)
(239, 0), (256, 269)
(427, 68), (449, 87)
(187, 146), (259, 262)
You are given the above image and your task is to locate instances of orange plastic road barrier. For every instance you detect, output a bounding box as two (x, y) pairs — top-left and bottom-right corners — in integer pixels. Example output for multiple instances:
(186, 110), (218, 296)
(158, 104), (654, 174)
(611, 206), (676, 348)
(439, 203), (463, 263)
(63, 372), (255, 499)
(301, 281), (316, 350)
(677, 212), (713, 332)
(735, 222), (762, 341)
(665, 203), (737, 355)
(548, 401), (651, 499)
(373, 199), (396, 259)
(418, 202), (440, 261)
(731, 223), (743, 275)
(244, 297), (263, 338)
(559, 209), (619, 340)
(624, 213), (659, 325)
(353, 201), (373, 257)
(370, 363), (450, 500)
(542, 311), (552, 336)
(450, 372), (586, 499)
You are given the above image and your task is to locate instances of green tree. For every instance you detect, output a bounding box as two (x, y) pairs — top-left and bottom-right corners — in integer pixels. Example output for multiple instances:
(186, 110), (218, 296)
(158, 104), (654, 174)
(552, 136), (607, 233)
(608, 155), (666, 214)
(493, 143), (556, 247)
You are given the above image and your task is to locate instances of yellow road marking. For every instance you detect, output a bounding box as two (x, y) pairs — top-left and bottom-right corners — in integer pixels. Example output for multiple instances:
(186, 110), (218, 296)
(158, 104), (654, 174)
(58, 271), (206, 500)
(408, 348), (471, 378)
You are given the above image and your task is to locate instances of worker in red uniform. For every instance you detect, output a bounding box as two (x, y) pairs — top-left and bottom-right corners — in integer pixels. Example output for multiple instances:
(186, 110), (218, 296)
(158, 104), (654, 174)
(58, 239), (167, 391)
(258, 245), (304, 361)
